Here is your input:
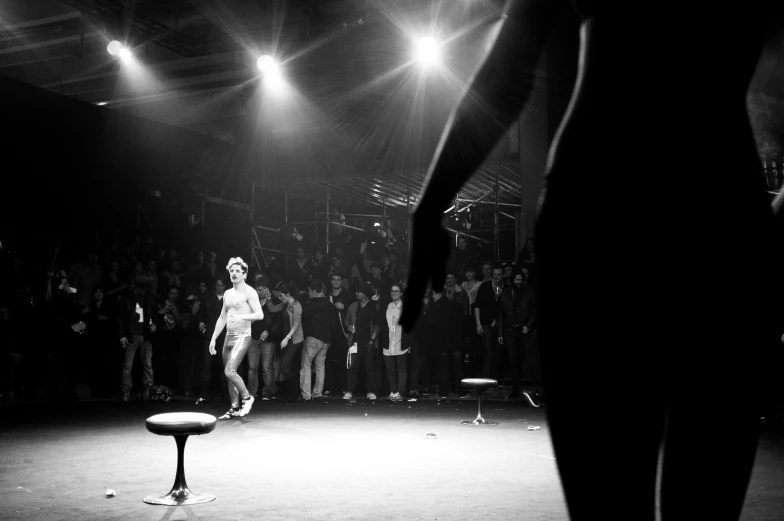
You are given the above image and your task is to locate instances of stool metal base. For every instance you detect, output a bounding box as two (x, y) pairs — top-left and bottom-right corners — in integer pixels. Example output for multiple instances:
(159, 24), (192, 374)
(144, 490), (216, 506)
(461, 418), (499, 425)
(145, 434), (216, 506)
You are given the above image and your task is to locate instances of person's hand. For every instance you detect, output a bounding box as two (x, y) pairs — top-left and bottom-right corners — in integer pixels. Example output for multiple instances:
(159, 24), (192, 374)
(490, 319), (496, 328)
(334, 302), (345, 311)
(209, 339), (216, 355)
(476, 324), (483, 335)
(150, 323), (157, 333)
(120, 337), (130, 347)
(199, 322), (206, 333)
(401, 221), (450, 332)
(281, 337), (289, 348)
(498, 336), (504, 345)
(522, 326), (529, 334)
(261, 331), (269, 341)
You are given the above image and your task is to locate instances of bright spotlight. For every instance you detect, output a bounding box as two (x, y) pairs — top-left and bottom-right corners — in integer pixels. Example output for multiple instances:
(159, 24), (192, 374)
(107, 40), (123, 56)
(118, 47), (132, 60)
(415, 37), (441, 65)
(256, 55), (277, 73)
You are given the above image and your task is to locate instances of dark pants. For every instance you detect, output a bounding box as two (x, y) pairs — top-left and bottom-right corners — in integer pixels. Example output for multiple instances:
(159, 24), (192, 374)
(384, 353), (408, 394)
(278, 341), (303, 398)
(197, 331), (226, 399)
(438, 350), (463, 396)
(324, 332), (348, 394)
(480, 325), (500, 379)
(407, 337), (428, 393)
(346, 341), (377, 395)
(503, 326), (526, 391)
(155, 331), (180, 389)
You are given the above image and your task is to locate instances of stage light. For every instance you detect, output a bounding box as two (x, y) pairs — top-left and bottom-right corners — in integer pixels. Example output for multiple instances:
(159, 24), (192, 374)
(118, 47), (132, 60)
(96, 102), (107, 106)
(256, 55), (277, 73)
(415, 37), (441, 66)
(107, 40), (123, 56)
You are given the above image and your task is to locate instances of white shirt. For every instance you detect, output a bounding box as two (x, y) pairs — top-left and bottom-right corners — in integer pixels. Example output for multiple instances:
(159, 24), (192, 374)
(135, 302), (144, 323)
(385, 300), (408, 356)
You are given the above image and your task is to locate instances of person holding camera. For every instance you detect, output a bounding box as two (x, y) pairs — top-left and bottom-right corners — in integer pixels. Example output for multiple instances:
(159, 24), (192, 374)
(343, 281), (380, 401)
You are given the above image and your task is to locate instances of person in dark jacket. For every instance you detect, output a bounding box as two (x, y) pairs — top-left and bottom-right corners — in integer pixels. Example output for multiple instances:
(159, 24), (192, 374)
(498, 272), (537, 400)
(299, 281), (336, 400)
(430, 287), (465, 398)
(179, 286), (206, 398)
(324, 273), (354, 396)
(117, 275), (158, 401)
(473, 264), (505, 386)
(85, 286), (118, 397)
(195, 276), (227, 404)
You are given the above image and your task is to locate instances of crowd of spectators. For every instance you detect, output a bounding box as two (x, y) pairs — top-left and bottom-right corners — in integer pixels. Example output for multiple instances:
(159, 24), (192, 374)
(0, 230), (541, 406)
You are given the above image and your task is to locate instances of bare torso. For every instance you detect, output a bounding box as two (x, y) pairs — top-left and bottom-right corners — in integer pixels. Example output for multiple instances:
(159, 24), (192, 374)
(224, 285), (253, 334)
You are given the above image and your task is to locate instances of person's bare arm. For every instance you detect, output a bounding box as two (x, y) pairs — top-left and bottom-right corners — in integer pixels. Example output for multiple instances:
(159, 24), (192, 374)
(210, 296), (229, 345)
(402, 0), (563, 331)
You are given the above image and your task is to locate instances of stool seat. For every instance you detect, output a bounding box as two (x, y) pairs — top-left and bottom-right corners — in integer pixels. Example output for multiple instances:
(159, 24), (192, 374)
(146, 413), (217, 436)
(461, 378), (499, 391)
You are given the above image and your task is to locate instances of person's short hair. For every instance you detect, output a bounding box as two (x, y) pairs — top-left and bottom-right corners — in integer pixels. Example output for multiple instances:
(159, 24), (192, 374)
(276, 283), (293, 296)
(492, 263), (504, 272)
(354, 281), (373, 296)
(371, 261), (381, 270)
(308, 281), (324, 294)
(465, 266), (476, 273)
(331, 272), (343, 280)
(226, 257), (248, 274)
(254, 273), (270, 288)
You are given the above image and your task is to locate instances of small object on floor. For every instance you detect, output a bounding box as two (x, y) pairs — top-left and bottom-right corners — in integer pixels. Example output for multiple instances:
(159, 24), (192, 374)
(261, 397), (270, 401)
(195, 397), (210, 405)
(343, 392), (353, 400)
(106, 489), (116, 497)
(323, 390), (331, 396)
(407, 398), (418, 402)
(527, 425), (541, 431)
(426, 433), (437, 439)
(366, 393), (377, 400)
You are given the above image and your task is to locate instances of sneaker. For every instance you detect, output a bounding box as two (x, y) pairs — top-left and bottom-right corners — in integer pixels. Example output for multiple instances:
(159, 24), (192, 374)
(261, 396), (271, 401)
(219, 407), (241, 420)
(393, 392), (404, 402)
(122, 393), (131, 403)
(239, 396), (255, 416)
(323, 390), (331, 396)
(409, 390), (421, 398)
(343, 392), (353, 400)
(366, 393), (377, 400)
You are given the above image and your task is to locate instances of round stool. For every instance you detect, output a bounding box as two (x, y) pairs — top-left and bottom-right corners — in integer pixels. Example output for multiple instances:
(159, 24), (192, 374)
(460, 378), (499, 425)
(144, 412), (217, 506)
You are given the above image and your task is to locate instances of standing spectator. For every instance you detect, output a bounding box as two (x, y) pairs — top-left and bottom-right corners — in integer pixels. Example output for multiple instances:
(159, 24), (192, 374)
(179, 286), (205, 399)
(430, 287), (465, 399)
(85, 287), (117, 397)
(406, 289), (434, 398)
(515, 238), (536, 284)
(324, 273), (353, 396)
(162, 259), (184, 293)
(448, 236), (477, 283)
(248, 279), (279, 399)
(300, 281), (335, 401)
(117, 275), (157, 401)
(0, 304), (22, 403)
(443, 272), (468, 314)
(480, 261), (493, 283)
(287, 247), (310, 287)
(384, 284), (408, 401)
(274, 284), (303, 402)
(154, 286), (181, 396)
(461, 266), (483, 378)
(474, 264), (504, 392)
(70, 252), (102, 308)
(309, 248), (329, 286)
(49, 275), (87, 401)
(498, 272), (537, 400)
(343, 282), (380, 401)
(327, 254), (347, 281)
(350, 242), (374, 288)
(502, 263), (515, 289)
(104, 260), (128, 304)
(143, 259), (159, 298)
(195, 276), (227, 405)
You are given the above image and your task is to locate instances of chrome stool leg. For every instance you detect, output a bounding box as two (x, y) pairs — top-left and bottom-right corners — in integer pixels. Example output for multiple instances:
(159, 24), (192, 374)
(144, 434), (216, 505)
(461, 391), (498, 425)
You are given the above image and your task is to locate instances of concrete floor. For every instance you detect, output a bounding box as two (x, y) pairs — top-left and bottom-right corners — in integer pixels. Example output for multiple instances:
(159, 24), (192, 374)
(1, 397), (783, 521)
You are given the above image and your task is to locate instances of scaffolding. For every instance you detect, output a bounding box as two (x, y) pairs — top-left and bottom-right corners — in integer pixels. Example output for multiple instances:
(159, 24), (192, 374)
(249, 162), (524, 272)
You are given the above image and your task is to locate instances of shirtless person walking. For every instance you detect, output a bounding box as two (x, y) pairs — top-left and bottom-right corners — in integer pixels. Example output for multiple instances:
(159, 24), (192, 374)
(209, 257), (264, 419)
